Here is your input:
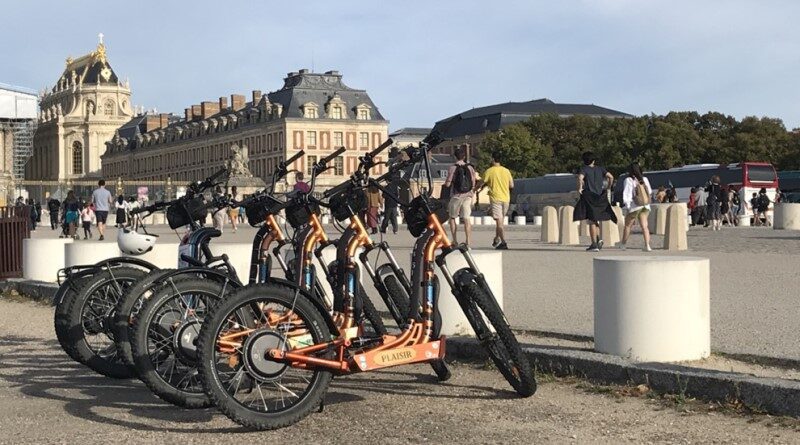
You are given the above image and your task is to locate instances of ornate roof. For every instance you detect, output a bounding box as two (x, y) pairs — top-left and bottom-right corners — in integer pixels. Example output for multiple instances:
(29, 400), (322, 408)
(55, 39), (120, 91)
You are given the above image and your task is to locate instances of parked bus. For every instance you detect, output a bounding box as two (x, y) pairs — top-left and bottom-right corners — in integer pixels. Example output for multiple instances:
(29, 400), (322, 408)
(512, 162), (779, 221)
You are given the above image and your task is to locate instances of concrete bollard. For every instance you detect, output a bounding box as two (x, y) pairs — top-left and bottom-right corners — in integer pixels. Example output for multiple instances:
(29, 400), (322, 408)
(435, 251), (503, 337)
(23, 238), (74, 282)
(472, 216), (482, 226)
(738, 214), (751, 227)
(65, 242), (123, 267)
(773, 203), (800, 230)
(503, 216), (509, 225)
(395, 214), (403, 226)
(210, 243), (253, 284)
(558, 206), (579, 245)
(514, 215), (526, 225)
(655, 205), (669, 235)
(663, 204), (688, 250)
(128, 242), (180, 269)
(578, 220), (590, 237)
(540, 206), (558, 243)
(452, 216), (461, 225)
(594, 256), (710, 362)
(321, 215), (330, 225)
(601, 218), (620, 246)
(612, 206), (625, 242)
(532, 215), (542, 226)
(482, 215), (495, 225)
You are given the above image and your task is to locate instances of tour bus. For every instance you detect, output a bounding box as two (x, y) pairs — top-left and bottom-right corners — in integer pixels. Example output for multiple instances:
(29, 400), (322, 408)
(512, 162), (779, 221)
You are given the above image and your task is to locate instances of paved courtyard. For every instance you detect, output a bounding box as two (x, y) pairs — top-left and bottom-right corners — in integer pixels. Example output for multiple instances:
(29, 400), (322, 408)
(28, 221), (800, 360)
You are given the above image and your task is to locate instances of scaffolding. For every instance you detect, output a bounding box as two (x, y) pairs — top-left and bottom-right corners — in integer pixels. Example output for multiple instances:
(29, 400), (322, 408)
(1, 119), (37, 180)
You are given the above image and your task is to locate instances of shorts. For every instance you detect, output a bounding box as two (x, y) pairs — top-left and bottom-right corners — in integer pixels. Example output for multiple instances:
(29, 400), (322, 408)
(448, 195), (473, 219)
(625, 207), (650, 221)
(490, 200), (509, 220)
(95, 211), (108, 224)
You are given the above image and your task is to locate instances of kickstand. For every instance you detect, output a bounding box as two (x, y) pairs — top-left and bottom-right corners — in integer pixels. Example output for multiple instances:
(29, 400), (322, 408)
(318, 397), (326, 413)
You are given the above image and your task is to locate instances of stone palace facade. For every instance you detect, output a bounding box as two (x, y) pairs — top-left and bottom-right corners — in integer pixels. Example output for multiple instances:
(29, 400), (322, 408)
(102, 69), (389, 190)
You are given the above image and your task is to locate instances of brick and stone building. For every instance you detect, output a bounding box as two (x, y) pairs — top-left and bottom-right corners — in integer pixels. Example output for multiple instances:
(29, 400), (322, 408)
(26, 36), (133, 181)
(102, 69), (389, 191)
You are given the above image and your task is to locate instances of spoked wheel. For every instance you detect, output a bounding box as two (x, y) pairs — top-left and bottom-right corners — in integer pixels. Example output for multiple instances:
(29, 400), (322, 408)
(54, 274), (93, 364)
(458, 279), (536, 397)
(64, 267), (146, 378)
(112, 268), (173, 367)
(197, 283), (333, 430)
(131, 277), (229, 408)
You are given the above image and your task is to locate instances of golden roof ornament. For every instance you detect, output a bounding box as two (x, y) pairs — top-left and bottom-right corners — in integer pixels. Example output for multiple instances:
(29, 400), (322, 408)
(95, 32), (107, 64)
(65, 56), (73, 66)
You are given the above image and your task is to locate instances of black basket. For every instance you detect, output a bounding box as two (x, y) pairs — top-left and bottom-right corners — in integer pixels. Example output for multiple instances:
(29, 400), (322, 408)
(245, 195), (283, 227)
(286, 202), (320, 228)
(329, 188), (366, 222)
(405, 195), (449, 237)
(167, 196), (207, 229)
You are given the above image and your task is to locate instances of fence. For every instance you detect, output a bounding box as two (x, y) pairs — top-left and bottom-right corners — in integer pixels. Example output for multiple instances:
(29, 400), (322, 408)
(0, 206), (32, 279)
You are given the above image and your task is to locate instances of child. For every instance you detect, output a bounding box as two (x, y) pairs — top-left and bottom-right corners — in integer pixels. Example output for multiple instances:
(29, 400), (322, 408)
(80, 203), (95, 239)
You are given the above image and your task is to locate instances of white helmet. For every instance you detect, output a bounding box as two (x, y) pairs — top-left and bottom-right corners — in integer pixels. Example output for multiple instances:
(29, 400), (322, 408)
(117, 228), (158, 255)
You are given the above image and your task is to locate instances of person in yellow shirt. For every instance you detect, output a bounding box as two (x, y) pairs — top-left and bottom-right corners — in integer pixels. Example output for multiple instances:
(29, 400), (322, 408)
(481, 151), (514, 250)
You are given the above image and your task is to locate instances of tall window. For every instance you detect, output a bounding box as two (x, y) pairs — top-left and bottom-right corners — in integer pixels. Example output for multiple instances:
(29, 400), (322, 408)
(333, 132), (343, 147)
(359, 132), (369, 148)
(306, 131), (317, 147)
(307, 155), (317, 175)
(304, 106), (318, 118)
(334, 156), (344, 175)
(357, 109), (370, 120)
(71, 141), (83, 174)
(331, 106), (342, 119)
(104, 100), (114, 116)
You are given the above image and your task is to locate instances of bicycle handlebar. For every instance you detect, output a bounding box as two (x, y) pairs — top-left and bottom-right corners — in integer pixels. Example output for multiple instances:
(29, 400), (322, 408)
(321, 147), (347, 165)
(368, 138), (393, 158)
(285, 149), (305, 166)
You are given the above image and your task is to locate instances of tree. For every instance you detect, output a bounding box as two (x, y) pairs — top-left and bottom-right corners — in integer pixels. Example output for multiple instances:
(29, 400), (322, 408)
(477, 124), (552, 177)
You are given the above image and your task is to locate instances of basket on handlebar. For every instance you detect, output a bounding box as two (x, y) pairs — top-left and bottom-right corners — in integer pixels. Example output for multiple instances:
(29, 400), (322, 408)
(286, 200), (320, 227)
(328, 187), (366, 222)
(406, 195), (449, 237)
(244, 195), (283, 227)
(166, 196), (207, 229)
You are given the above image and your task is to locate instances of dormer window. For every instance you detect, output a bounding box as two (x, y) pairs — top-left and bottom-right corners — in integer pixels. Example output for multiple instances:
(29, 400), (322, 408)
(325, 94), (347, 119)
(303, 102), (319, 119)
(355, 103), (372, 120)
(332, 106), (342, 119)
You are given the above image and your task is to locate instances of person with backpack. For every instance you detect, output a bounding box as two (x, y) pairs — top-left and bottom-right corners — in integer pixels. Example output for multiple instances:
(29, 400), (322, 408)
(574, 151), (616, 252)
(619, 162), (653, 251)
(444, 147), (478, 246)
(756, 188), (771, 226)
(47, 197), (61, 230)
(705, 175), (724, 231)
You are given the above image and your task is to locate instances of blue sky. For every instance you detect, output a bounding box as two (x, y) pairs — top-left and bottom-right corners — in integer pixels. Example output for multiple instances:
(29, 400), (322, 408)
(3, 1), (799, 129)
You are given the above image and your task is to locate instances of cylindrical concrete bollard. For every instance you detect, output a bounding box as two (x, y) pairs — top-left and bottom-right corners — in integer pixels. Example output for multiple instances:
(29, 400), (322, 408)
(127, 242), (180, 269)
(472, 216), (482, 226)
(209, 243), (253, 284)
(540, 206), (559, 243)
(738, 214), (751, 227)
(773, 203), (800, 230)
(654, 205), (669, 235)
(600, 218), (620, 246)
(532, 215), (542, 226)
(663, 204), (688, 251)
(23, 238), (74, 282)
(578, 220), (590, 237)
(558, 206), (579, 245)
(435, 251), (503, 337)
(594, 256), (710, 362)
(65, 242), (123, 267)
(612, 206), (625, 242)
(514, 215), (526, 225)
(482, 215), (494, 225)
(503, 216), (509, 225)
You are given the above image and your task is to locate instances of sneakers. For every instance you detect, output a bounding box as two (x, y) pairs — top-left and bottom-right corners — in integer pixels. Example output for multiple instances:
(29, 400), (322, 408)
(495, 241), (509, 250)
(597, 239), (604, 250)
(643, 245), (652, 252)
(99, 235), (104, 241)
(492, 237), (500, 248)
(586, 243), (600, 252)
(617, 243), (626, 250)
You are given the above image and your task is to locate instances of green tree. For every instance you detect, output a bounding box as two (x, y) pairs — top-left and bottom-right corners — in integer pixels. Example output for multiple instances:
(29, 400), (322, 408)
(476, 123), (552, 177)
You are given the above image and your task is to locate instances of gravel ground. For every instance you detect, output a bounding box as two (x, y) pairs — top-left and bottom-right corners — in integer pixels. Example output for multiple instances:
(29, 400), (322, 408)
(30, 223), (800, 360)
(1, 298), (798, 444)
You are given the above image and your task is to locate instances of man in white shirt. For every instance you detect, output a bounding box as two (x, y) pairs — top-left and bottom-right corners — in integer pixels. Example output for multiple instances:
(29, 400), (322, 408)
(91, 179), (114, 241)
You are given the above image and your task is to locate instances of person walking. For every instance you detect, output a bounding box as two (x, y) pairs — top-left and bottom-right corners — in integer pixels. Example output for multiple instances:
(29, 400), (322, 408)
(705, 175), (724, 231)
(688, 187), (697, 226)
(91, 179), (113, 241)
(62, 190), (80, 239)
(80, 202), (95, 239)
(694, 186), (707, 227)
(720, 186), (733, 226)
(619, 162), (653, 251)
(756, 188), (771, 226)
(481, 151), (513, 250)
(574, 151), (616, 252)
(47, 197), (61, 230)
(655, 186), (667, 203)
(293, 172), (311, 193)
(114, 195), (130, 228)
(227, 186), (240, 233)
(443, 147), (478, 246)
(365, 184), (382, 235)
(380, 170), (402, 235)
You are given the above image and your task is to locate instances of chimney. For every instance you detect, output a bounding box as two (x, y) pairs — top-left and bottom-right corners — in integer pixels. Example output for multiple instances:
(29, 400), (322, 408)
(201, 101), (220, 119)
(325, 70), (340, 76)
(159, 113), (169, 129)
(231, 94), (246, 111)
(252, 90), (262, 104)
(219, 96), (228, 110)
(191, 104), (202, 120)
(184, 108), (191, 121)
(144, 115), (161, 132)
(299, 68), (309, 74)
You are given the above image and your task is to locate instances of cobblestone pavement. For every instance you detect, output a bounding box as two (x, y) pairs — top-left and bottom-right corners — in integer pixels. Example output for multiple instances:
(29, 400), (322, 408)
(30, 222), (800, 359)
(1, 298), (798, 444)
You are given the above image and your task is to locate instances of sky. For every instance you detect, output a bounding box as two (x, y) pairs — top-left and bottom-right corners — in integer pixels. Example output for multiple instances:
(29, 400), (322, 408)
(3, 1), (799, 129)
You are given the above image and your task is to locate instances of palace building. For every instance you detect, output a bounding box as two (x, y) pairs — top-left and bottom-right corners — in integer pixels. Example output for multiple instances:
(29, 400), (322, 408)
(102, 69), (389, 191)
(26, 36), (133, 181)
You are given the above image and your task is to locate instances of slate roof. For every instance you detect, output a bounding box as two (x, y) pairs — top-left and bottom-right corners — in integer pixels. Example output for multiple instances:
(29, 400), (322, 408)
(390, 127), (432, 137)
(56, 43), (120, 89)
(432, 98), (631, 139)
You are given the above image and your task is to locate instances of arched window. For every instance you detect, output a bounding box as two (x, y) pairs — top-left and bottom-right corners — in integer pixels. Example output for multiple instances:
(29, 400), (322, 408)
(104, 100), (114, 116)
(71, 141), (83, 174)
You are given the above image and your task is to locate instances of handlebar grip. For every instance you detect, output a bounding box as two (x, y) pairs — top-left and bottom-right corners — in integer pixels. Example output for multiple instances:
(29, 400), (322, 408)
(323, 179), (352, 199)
(320, 147), (346, 165)
(285, 149), (305, 165)
(206, 168), (227, 184)
(368, 138), (393, 158)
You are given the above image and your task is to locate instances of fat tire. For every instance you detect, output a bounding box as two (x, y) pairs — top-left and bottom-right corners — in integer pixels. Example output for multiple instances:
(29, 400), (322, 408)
(382, 274), (410, 322)
(130, 277), (226, 408)
(112, 268), (172, 368)
(460, 280), (536, 397)
(54, 275), (92, 364)
(64, 267), (145, 379)
(197, 284), (333, 430)
(358, 283), (387, 335)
